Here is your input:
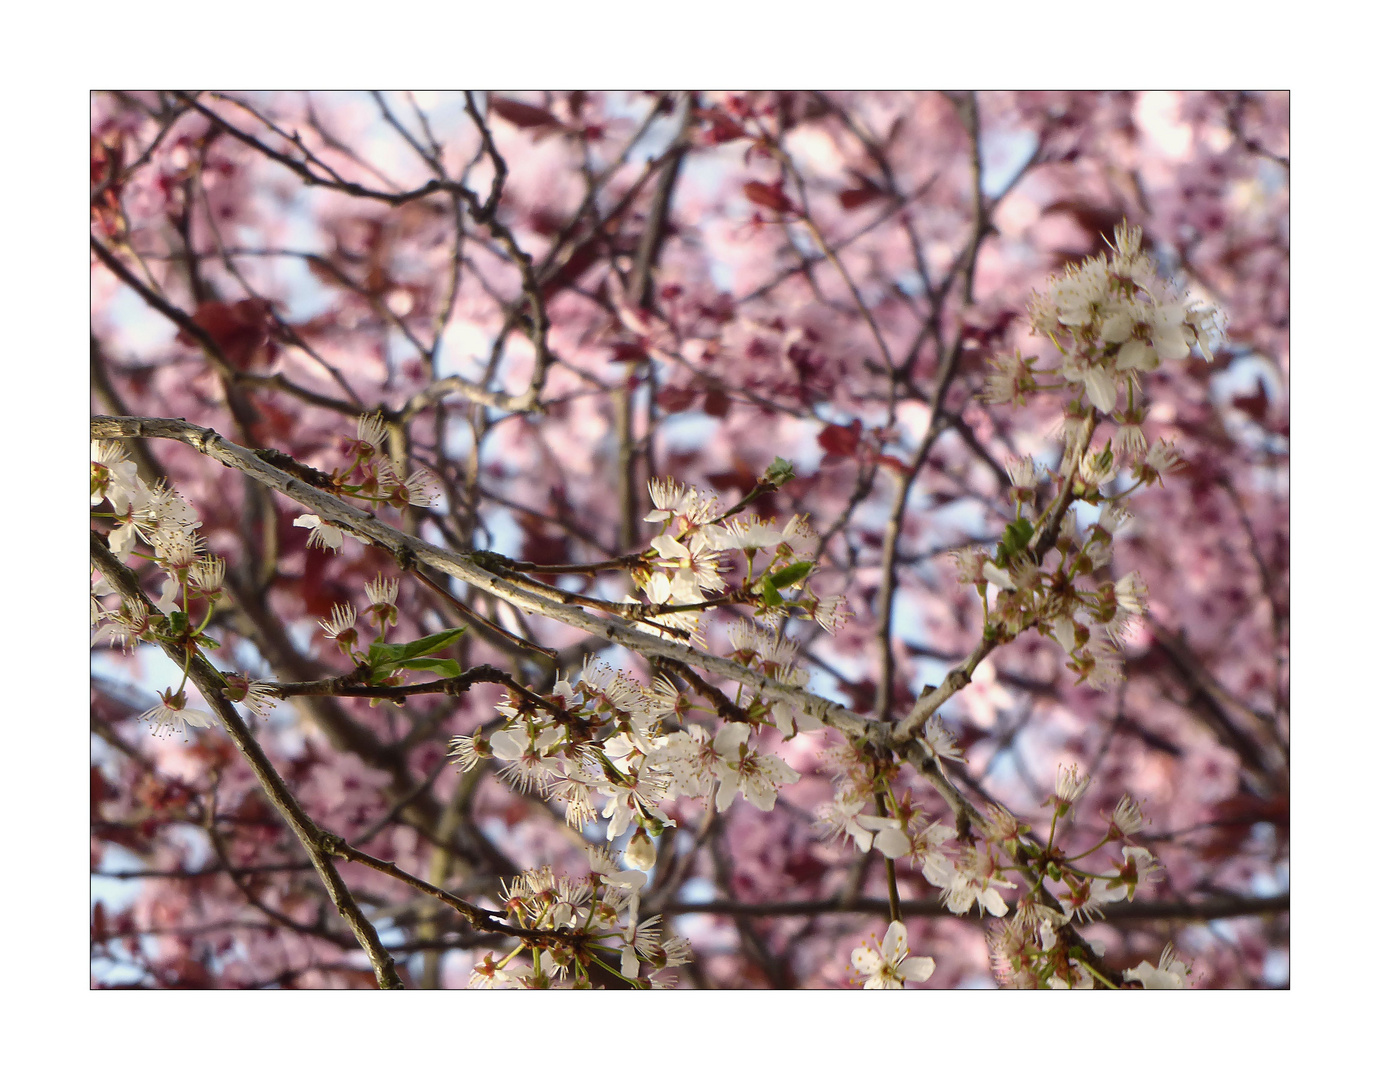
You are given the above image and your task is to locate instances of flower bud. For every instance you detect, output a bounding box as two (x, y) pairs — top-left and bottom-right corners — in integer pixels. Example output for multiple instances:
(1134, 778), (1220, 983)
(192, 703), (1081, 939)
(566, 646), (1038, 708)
(625, 830), (657, 871)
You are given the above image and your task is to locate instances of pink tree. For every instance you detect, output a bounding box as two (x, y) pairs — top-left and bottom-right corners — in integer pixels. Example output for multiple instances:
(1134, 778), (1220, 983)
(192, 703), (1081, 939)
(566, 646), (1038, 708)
(91, 90), (1287, 988)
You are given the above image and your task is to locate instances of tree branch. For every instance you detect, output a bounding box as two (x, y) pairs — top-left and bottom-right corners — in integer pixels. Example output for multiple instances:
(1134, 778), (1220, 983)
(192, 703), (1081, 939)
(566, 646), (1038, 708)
(91, 531), (405, 989)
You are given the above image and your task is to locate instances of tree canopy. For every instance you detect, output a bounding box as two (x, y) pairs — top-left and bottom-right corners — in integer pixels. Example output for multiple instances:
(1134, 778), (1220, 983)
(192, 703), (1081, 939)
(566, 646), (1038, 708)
(91, 90), (1288, 989)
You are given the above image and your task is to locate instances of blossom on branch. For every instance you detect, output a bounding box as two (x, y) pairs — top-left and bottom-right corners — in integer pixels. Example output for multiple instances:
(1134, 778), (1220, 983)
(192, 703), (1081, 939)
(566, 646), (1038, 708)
(293, 514), (344, 552)
(851, 921), (935, 988)
(139, 688), (216, 739)
(1124, 944), (1191, 988)
(710, 722), (801, 812)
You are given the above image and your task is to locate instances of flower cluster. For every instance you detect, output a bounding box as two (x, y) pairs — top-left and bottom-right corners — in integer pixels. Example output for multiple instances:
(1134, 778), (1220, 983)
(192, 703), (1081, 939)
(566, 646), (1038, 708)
(312, 574), (407, 662)
(963, 224), (1226, 706)
(953, 498), (1151, 691)
(987, 220), (1225, 419)
(92, 440), (274, 731)
(92, 440), (202, 566)
(91, 439), (207, 625)
(342, 412), (441, 510)
(290, 412), (441, 553)
(450, 464), (854, 987)
(96, 265), (1195, 981)
(453, 653), (803, 841)
(815, 743), (954, 864)
(980, 776), (1165, 987)
(631, 476), (849, 641)
(468, 846), (692, 988)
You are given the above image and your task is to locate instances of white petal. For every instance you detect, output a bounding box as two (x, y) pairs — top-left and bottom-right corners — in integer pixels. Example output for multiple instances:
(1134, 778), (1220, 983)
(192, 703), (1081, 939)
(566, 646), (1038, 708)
(851, 947), (882, 975)
(712, 722), (750, 755)
(897, 955), (935, 984)
(744, 782), (778, 812)
(1083, 367), (1118, 413)
(153, 576), (182, 616)
(873, 827), (912, 860)
(489, 728), (526, 761)
(1115, 340), (1157, 372)
(982, 564), (1015, 591)
(181, 709), (216, 729)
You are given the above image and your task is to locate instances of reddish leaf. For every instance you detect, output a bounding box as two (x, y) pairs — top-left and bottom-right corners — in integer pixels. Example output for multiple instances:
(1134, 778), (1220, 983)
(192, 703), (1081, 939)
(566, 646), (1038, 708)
(657, 385), (698, 413)
(518, 512), (571, 567)
(540, 237), (606, 300)
(697, 108), (749, 145)
(843, 677), (877, 713)
(784, 846), (828, 884)
(249, 397), (297, 442)
(1041, 199), (1126, 252)
(489, 97), (565, 131)
(702, 387), (731, 417)
(961, 309), (1019, 347)
(743, 180), (795, 215)
(1209, 792), (1289, 829)
(500, 799), (532, 827)
(297, 542), (354, 618)
(726, 94), (752, 119)
(838, 186), (882, 211)
(179, 298), (278, 370)
(1231, 377), (1271, 422)
(608, 340), (649, 364)
(91, 133), (123, 187)
(838, 174), (885, 211)
(818, 419), (862, 458)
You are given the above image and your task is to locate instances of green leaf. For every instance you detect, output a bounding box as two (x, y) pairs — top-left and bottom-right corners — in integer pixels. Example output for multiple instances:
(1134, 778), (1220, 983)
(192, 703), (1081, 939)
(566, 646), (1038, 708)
(365, 627), (467, 682)
(998, 518), (1035, 560)
(766, 560), (814, 591)
(761, 579), (783, 607)
(366, 641), (405, 667)
(366, 627), (466, 668)
(396, 658), (463, 679)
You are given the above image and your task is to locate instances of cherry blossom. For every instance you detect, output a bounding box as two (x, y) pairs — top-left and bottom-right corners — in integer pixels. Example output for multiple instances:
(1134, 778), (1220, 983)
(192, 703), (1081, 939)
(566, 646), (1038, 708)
(851, 922), (936, 989)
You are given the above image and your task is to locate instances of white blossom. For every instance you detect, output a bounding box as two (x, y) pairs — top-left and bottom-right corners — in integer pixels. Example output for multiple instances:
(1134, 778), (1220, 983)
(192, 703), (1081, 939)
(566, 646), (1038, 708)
(293, 514), (344, 552)
(710, 722), (800, 812)
(851, 921), (935, 988)
(140, 688), (216, 739)
(1124, 944), (1191, 988)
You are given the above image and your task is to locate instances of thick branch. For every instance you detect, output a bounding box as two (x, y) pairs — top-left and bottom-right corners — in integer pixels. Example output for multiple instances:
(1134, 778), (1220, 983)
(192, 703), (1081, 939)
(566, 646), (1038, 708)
(92, 415), (881, 745)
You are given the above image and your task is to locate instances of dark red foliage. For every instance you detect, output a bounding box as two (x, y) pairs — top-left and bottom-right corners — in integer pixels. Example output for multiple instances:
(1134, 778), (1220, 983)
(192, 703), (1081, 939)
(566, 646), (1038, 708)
(91, 91), (1288, 990)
